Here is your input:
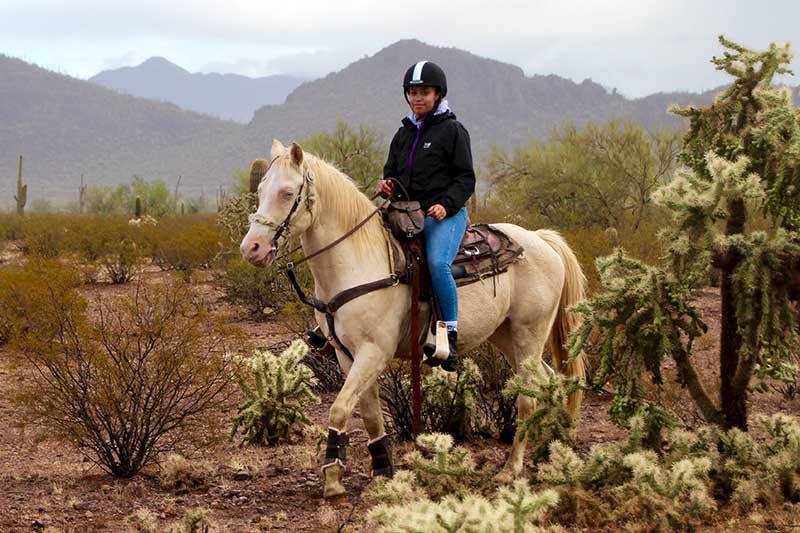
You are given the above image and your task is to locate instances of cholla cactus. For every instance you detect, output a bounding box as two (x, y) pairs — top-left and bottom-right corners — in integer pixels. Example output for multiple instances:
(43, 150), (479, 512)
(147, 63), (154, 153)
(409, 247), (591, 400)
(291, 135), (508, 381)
(367, 470), (427, 506)
(381, 359), (484, 440)
(128, 214), (158, 226)
(218, 192), (258, 244)
(230, 340), (319, 445)
(569, 36), (800, 430)
(368, 481), (559, 533)
(503, 360), (580, 459)
(403, 432), (475, 499)
(615, 452), (716, 528)
(423, 361), (483, 439)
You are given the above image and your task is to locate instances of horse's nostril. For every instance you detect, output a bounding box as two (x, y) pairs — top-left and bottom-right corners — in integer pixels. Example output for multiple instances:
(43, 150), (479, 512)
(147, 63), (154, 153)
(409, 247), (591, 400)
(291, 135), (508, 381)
(252, 242), (260, 252)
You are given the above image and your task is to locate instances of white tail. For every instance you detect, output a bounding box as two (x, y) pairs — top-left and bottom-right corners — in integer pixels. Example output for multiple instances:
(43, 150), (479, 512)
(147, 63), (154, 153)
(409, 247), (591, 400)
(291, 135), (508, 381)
(536, 229), (586, 420)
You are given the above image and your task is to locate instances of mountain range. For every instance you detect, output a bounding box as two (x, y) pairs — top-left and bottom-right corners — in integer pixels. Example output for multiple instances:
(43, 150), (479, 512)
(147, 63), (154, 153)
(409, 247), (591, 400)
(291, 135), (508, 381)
(4, 39), (795, 206)
(90, 57), (306, 123)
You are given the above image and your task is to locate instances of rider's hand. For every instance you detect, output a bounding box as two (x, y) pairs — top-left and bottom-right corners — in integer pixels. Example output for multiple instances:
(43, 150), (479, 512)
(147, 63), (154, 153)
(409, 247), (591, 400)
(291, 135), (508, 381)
(378, 179), (394, 197)
(427, 204), (446, 221)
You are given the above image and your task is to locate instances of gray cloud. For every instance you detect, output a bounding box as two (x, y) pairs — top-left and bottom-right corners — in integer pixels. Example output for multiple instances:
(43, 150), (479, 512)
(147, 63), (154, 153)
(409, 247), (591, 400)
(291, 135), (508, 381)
(1, 0), (798, 96)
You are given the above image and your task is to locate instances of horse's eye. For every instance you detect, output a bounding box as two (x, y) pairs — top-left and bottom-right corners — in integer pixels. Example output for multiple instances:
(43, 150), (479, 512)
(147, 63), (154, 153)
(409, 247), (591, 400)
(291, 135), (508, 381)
(283, 191), (294, 200)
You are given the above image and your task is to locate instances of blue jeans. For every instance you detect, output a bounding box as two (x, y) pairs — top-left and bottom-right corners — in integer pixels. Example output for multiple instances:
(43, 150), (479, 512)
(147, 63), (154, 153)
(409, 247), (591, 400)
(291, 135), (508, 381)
(424, 207), (468, 322)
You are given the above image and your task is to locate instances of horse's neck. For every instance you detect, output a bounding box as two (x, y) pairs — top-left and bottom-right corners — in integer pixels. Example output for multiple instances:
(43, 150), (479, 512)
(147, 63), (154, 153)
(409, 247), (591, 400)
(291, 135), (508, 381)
(300, 205), (389, 300)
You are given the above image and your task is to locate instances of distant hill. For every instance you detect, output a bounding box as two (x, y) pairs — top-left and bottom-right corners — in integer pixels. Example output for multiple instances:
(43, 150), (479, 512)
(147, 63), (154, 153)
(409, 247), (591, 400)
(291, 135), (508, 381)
(90, 57), (306, 123)
(235, 40), (729, 166)
(0, 54), (242, 204)
(4, 40), (797, 206)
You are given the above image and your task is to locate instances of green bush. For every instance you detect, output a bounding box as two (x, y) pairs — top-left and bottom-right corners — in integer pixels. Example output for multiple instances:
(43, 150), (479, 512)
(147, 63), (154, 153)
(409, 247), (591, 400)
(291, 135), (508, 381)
(230, 340), (319, 445)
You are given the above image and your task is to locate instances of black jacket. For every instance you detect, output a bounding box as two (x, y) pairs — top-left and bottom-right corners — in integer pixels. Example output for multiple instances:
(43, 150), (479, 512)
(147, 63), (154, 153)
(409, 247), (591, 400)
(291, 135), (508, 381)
(383, 109), (475, 216)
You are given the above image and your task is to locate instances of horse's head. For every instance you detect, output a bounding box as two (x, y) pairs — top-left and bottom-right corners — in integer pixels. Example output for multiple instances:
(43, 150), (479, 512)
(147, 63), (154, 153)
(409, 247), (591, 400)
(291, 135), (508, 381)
(240, 139), (316, 267)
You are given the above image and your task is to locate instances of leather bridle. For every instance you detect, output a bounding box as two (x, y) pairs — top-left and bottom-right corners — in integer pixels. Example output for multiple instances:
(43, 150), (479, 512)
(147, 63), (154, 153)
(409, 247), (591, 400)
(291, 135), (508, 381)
(246, 154), (398, 361)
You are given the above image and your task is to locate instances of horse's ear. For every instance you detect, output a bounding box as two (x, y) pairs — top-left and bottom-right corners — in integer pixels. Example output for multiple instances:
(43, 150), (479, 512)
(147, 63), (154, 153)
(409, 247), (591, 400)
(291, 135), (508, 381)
(271, 139), (285, 160)
(290, 142), (304, 166)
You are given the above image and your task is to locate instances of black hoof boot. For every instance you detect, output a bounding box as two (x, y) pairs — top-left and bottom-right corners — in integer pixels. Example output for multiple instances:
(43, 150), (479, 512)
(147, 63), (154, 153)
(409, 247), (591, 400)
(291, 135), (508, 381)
(423, 343), (444, 367)
(440, 330), (458, 373)
(367, 435), (394, 478)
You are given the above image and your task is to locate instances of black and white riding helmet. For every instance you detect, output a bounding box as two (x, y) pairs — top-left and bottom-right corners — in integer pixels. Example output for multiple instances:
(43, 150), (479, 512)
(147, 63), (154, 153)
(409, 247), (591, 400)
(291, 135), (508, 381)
(403, 61), (447, 102)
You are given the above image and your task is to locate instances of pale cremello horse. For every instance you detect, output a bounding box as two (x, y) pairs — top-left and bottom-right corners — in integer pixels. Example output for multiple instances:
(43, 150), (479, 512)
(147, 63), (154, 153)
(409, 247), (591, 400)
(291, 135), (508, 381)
(241, 140), (586, 499)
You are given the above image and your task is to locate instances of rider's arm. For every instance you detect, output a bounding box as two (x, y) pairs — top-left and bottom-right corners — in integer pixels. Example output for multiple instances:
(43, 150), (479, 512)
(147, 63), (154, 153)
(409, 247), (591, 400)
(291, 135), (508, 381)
(440, 123), (475, 216)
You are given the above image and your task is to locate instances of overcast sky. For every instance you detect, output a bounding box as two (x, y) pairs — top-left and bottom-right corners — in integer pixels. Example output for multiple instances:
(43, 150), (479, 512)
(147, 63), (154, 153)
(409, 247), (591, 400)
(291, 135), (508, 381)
(1, 0), (798, 98)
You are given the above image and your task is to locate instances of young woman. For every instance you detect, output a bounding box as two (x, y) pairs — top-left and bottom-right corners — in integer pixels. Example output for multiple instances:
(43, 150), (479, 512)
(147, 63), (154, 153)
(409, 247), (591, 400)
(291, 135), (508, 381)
(379, 60), (475, 372)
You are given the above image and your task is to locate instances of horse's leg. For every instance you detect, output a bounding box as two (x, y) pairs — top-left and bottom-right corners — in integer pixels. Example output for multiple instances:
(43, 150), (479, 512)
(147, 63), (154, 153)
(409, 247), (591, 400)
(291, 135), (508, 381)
(359, 382), (394, 478)
(493, 322), (548, 484)
(322, 342), (392, 499)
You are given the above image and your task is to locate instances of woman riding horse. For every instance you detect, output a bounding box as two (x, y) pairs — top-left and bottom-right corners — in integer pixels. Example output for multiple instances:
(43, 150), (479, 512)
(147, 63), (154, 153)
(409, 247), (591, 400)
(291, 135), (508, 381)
(379, 61), (475, 372)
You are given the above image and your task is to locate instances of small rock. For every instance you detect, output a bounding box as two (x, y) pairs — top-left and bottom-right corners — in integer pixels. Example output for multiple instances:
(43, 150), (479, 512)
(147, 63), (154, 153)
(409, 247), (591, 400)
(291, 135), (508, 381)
(72, 500), (88, 511)
(233, 470), (252, 481)
(237, 496), (249, 503)
(123, 480), (145, 498)
(84, 511), (93, 518)
(31, 520), (44, 529)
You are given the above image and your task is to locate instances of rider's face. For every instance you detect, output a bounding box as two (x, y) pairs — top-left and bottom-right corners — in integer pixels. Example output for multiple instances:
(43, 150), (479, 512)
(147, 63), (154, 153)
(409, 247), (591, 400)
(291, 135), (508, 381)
(407, 86), (437, 117)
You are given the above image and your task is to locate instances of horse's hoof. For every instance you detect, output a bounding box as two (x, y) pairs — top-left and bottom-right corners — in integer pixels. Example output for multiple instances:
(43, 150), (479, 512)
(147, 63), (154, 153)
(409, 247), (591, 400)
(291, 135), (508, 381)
(324, 490), (348, 504)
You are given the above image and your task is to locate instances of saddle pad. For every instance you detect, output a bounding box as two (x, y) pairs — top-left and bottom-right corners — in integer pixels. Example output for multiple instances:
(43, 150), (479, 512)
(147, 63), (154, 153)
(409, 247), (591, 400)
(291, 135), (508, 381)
(451, 224), (524, 280)
(387, 224), (524, 285)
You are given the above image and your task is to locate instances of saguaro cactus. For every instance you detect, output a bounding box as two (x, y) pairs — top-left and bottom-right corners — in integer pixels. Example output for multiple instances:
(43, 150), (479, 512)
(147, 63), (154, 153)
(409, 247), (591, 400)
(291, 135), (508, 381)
(15, 155), (27, 215)
(135, 196), (142, 219)
(78, 174), (87, 214)
(249, 159), (269, 194)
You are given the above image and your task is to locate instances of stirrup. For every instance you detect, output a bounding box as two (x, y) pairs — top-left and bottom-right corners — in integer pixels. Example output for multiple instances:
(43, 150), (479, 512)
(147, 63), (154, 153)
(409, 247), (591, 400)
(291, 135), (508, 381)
(423, 321), (449, 366)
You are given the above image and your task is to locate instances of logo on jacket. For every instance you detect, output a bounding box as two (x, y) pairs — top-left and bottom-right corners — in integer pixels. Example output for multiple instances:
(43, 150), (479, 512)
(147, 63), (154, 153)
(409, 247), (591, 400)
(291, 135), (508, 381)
(423, 142), (431, 148)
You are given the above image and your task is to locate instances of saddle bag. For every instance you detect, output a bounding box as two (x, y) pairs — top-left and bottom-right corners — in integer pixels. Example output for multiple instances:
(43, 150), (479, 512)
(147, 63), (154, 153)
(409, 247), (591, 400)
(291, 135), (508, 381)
(385, 201), (425, 240)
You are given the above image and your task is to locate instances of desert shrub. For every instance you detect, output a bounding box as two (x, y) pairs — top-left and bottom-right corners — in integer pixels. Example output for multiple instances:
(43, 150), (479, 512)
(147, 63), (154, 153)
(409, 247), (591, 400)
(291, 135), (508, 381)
(13, 280), (240, 477)
(423, 362), (484, 440)
(101, 234), (142, 283)
(301, 348), (345, 392)
(0, 212), (25, 241)
(0, 259), (82, 346)
(149, 216), (222, 276)
(216, 257), (289, 316)
(230, 340), (320, 445)
(469, 343), (517, 443)
(170, 508), (213, 533)
(17, 214), (71, 257)
(503, 361), (581, 461)
(380, 361), (484, 441)
(158, 453), (216, 493)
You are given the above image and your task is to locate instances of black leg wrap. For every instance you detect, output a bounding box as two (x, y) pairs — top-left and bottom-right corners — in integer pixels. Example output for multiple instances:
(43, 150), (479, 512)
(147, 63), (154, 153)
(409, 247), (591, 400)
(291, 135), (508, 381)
(367, 435), (394, 478)
(324, 428), (349, 464)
